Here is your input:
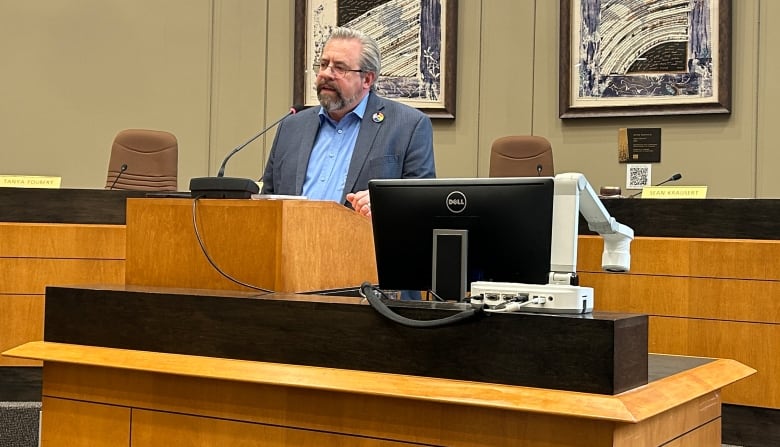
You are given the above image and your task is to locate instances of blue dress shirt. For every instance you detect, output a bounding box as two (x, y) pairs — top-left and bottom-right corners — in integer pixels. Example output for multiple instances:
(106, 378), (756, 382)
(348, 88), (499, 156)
(302, 95), (369, 201)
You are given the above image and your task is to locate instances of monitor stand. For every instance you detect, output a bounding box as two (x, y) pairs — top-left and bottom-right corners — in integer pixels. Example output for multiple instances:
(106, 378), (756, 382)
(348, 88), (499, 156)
(431, 229), (468, 301)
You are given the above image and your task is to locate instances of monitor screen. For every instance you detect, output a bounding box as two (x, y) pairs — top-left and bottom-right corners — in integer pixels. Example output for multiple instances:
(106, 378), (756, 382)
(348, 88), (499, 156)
(368, 177), (554, 300)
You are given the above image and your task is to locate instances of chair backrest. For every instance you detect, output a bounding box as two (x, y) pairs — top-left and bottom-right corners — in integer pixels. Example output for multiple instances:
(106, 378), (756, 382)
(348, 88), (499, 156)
(105, 129), (178, 191)
(489, 136), (555, 177)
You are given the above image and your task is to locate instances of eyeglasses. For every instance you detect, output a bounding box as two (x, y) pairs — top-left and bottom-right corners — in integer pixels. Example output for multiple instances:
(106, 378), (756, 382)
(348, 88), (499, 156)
(317, 61), (365, 78)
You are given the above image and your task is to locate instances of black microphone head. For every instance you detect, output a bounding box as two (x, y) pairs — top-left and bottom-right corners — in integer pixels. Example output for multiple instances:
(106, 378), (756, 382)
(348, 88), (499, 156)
(671, 173), (682, 181)
(109, 163), (128, 190)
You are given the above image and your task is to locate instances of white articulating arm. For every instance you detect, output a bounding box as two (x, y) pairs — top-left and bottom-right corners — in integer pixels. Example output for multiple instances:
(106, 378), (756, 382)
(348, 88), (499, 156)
(548, 173), (634, 286)
(469, 172), (633, 314)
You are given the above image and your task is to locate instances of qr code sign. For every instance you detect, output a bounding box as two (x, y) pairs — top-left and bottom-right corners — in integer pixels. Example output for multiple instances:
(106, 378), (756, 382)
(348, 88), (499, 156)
(627, 164), (652, 189)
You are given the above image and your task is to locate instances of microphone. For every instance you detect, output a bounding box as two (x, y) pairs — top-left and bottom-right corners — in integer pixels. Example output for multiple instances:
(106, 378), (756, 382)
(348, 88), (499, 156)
(216, 105), (303, 177)
(660, 172), (683, 184)
(629, 173), (682, 198)
(189, 105), (303, 198)
(536, 164), (543, 176)
(108, 164), (128, 190)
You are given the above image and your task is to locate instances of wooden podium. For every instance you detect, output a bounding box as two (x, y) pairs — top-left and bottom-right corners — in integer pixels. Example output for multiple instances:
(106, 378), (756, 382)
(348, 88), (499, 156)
(125, 198), (378, 292)
(0, 280), (757, 446)
(3, 341), (755, 447)
(0, 281), (757, 446)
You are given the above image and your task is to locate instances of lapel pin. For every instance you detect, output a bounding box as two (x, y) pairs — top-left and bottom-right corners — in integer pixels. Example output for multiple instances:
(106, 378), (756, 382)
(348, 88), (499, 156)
(372, 112), (384, 123)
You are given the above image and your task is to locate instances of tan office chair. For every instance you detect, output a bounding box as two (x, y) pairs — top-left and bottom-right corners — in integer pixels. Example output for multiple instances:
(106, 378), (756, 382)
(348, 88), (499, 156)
(105, 129), (178, 191)
(489, 136), (554, 177)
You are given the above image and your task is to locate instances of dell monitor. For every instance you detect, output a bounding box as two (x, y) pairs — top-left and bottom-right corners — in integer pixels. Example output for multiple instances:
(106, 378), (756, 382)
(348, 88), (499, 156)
(368, 177), (554, 301)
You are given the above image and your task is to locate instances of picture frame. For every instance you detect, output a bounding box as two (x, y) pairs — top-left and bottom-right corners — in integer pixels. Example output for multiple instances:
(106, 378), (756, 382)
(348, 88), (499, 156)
(559, 0), (732, 119)
(294, 0), (457, 119)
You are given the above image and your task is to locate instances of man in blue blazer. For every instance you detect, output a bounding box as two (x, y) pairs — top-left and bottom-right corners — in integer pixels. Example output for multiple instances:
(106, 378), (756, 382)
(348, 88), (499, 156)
(261, 27), (436, 217)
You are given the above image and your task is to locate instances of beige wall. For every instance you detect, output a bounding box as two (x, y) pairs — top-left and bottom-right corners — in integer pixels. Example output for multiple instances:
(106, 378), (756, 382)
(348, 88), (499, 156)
(0, 1), (213, 189)
(1, 0), (777, 198)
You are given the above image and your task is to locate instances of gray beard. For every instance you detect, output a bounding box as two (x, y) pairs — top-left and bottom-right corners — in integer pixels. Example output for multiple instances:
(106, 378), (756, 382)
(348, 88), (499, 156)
(318, 88), (361, 113)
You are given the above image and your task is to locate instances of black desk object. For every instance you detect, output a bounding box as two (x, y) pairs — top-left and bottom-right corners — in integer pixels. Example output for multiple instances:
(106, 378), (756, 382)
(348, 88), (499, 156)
(0, 187), (147, 224)
(582, 198), (780, 239)
(44, 284), (648, 395)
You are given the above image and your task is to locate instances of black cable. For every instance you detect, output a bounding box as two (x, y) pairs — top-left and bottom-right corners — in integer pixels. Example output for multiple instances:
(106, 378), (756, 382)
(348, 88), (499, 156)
(360, 282), (481, 328)
(191, 197), (274, 293)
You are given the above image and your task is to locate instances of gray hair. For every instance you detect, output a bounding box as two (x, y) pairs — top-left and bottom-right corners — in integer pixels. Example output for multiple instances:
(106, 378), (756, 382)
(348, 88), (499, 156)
(327, 27), (381, 88)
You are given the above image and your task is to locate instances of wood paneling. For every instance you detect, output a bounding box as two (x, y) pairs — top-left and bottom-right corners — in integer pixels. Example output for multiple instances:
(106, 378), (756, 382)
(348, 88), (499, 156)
(131, 410), (425, 447)
(577, 235), (780, 410)
(40, 397), (130, 447)
(662, 419), (720, 447)
(0, 222), (125, 367)
(648, 317), (780, 408)
(0, 295), (43, 366)
(0, 259), (124, 294)
(125, 198), (378, 292)
(0, 222), (126, 294)
(578, 236), (780, 281)
(125, 198), (279, 290)
(0, 222), (125, 257)
(579, 274), (780, 323)
(613, 394), (721, 447)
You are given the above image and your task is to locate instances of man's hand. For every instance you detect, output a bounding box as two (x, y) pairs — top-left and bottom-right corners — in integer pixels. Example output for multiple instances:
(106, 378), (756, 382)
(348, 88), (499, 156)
(346, 189), (371, 218)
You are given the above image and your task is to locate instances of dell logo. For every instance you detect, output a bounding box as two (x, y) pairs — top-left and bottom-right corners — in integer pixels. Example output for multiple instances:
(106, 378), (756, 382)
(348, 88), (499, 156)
(446, 191), (467, 213)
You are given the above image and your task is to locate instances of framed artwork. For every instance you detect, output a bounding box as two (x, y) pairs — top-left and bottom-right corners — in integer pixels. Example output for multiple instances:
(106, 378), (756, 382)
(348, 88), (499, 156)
(294, 0), (457, 119)
(559, 0), (731, 118)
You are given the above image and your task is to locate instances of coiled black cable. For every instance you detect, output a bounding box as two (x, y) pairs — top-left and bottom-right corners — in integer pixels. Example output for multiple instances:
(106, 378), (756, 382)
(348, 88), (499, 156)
(359, 282), (482, 328)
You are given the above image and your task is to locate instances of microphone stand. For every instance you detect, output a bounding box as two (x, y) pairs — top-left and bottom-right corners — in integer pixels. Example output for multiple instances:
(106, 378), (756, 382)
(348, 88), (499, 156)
(108, 164), (128, 190)
(189, 105), (303, 199)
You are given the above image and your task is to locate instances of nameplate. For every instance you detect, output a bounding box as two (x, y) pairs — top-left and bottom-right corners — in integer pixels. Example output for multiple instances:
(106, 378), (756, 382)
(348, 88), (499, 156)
(642, 186), (707, 199)
(0, 175), (61, 188)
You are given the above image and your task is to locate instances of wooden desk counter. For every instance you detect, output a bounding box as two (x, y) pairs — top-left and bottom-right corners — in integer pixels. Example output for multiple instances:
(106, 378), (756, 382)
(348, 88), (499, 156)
(4, 342), (755, 447)
(577, 198), (780, 445)
(0, 187), (144, 369)
(579, 235), (780, 410)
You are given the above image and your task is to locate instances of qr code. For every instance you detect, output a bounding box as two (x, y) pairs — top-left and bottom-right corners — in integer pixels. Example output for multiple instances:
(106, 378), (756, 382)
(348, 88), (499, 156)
(627, 164), (651, 189)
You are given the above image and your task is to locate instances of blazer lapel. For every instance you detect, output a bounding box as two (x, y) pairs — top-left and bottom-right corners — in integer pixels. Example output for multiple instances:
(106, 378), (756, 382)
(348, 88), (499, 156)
(344, 92), (384, 195)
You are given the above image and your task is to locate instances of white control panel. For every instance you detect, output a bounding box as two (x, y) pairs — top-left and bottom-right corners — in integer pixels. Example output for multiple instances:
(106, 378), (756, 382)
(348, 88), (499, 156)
(470, 281), (594, 314)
